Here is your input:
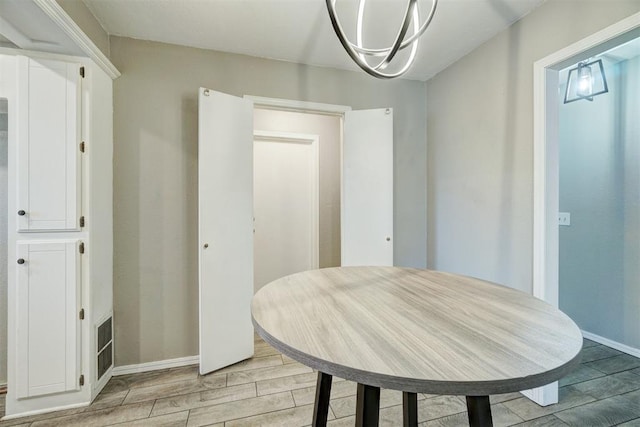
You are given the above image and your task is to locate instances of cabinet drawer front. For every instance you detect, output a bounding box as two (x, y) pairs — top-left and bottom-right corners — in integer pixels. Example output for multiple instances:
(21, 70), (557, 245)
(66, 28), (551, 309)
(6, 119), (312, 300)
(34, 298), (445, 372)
(15, 240), (81, 398)
(17, 57), (81, 232)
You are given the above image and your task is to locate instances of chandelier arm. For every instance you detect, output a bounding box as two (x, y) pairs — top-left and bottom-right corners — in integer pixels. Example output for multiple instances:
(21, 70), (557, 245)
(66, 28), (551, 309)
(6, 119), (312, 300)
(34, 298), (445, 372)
(374, 0), (420, 71)
(325, 0), (435, 78)
(326, 0), (395, 78)
(378, 4), (420, 72)
(347, 0), (437, 56)
(396, 0), (437, 50)
(355, 0), (367, 62)
(377, 5), (420, 76)
(355, 0), (415, 70)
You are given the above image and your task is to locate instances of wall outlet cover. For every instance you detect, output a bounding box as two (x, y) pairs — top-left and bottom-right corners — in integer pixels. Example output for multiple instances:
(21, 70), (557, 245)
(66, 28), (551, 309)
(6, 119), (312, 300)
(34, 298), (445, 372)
(558, 212), (571, 226)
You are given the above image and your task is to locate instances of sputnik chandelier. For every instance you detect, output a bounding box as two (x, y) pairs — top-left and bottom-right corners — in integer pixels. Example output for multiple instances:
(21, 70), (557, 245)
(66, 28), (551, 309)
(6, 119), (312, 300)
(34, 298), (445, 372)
(326, 0), (438, 79)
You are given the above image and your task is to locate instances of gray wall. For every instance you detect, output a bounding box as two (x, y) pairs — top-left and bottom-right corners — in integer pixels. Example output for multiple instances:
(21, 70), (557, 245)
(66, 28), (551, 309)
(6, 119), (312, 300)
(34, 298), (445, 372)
(109, 36), (427, 365)
(254, 109), (341, 271)
(559, 55), (640, 349)
(623, 55), (640, 349)
(0, 100), (7, 385)
(426, 0), (640, 292)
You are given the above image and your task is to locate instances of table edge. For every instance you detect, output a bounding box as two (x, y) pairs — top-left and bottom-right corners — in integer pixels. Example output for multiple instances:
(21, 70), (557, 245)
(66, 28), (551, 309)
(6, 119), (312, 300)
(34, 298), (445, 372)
(253, 315), (583, 395)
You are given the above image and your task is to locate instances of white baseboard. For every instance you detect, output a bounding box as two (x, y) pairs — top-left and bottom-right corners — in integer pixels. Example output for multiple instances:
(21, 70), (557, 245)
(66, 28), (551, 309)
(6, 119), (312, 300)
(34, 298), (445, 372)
(582, 330), (640, 358)
(1, 401), (89, 421)
(91, 366), (113, 401)
(112, 355), (199, 376)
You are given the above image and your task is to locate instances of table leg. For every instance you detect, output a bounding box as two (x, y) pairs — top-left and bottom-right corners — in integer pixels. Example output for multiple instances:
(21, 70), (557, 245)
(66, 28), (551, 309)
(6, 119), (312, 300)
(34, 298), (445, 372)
(402, 392), (418, 427)
(355, 383), (380, 427)
(312, 372), (332, 427)
(466, 396), (493, 427)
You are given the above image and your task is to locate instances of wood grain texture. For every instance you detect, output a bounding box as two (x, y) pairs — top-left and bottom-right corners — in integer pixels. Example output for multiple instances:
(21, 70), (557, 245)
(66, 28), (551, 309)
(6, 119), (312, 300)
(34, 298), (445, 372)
(251, 267), (582, 395)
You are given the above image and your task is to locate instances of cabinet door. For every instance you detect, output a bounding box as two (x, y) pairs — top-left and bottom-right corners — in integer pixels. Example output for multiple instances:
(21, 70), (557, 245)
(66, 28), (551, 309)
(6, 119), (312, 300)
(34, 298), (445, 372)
(15, 240), (81, 398)
(16, 57), (81, 231)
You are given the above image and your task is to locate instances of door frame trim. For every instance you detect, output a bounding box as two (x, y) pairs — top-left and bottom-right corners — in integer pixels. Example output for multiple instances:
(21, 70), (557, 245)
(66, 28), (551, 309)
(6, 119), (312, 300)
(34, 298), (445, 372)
(245, 95), (352, 116)
(31, 0), (120, 79)
(531, 12), (640, 406)
(254, 129), (321, 276)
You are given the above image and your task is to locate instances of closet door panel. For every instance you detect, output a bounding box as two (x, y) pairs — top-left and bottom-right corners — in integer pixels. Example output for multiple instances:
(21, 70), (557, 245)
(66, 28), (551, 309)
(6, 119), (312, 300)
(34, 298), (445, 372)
(17, 57), (81, 231)
(15, 240), (81, 398)
(198, 88), (254, 375)
(342, 108), (394, 266)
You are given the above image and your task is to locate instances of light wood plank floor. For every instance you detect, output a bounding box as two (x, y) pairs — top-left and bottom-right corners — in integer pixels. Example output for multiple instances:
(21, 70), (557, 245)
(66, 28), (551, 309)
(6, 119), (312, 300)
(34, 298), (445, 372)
(2, 337), (640, 426)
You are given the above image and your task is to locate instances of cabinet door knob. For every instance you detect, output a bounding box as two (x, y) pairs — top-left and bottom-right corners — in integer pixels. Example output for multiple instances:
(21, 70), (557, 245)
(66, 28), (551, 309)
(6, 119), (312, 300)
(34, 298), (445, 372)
(386, 237), (391, 241)
(17, 258), (25, 265)
(18, 210), (25, 216)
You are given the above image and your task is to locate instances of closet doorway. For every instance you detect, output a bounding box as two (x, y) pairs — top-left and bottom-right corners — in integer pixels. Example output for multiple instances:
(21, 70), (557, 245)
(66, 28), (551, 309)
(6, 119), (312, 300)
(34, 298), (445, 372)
(197, 90), (393, 375)
(253, 131), (319, 292)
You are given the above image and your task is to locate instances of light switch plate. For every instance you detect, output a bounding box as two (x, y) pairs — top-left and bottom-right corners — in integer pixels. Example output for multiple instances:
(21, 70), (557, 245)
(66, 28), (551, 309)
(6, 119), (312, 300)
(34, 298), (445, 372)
(558, 212), (571, 226)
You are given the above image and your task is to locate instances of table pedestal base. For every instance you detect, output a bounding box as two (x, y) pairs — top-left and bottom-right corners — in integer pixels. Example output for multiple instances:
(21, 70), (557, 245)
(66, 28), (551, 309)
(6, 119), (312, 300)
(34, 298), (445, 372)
(466, 396), (493, 427)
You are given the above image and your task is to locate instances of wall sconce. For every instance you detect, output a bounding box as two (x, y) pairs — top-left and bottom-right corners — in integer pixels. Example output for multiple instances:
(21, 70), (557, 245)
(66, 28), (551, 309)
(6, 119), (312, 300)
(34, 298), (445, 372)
(563, 59), (609, 104)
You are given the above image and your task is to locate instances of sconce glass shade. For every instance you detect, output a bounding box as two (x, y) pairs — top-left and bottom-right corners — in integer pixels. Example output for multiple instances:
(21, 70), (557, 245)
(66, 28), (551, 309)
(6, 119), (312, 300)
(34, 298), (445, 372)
(563, 59), (609, 104)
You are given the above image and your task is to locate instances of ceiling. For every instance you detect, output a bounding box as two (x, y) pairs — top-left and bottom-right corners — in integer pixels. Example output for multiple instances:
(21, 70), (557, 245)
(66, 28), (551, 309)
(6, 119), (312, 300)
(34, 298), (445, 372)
(602, 36), (640, 62)
(0, 0), (84, 55)
(83, 0), (546, 81)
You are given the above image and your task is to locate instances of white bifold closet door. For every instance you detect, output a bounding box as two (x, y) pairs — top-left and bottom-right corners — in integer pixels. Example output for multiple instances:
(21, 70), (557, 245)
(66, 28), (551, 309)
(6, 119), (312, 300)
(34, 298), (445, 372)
(198, 89), (254, 375)
(342, 108), (394, 266)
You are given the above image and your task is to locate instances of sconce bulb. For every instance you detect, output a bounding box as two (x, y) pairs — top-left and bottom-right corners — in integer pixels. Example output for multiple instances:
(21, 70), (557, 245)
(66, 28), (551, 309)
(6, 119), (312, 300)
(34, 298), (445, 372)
(577, 63), (593, 97)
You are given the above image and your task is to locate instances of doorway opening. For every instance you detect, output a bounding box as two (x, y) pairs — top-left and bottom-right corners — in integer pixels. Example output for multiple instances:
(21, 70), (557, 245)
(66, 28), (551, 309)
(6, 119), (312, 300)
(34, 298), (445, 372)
(532, 13), (640, 406)
(558, 37), (640, 356)
(1, 97), (8, 393)
(252, 108), (341, 293)
(253, 130), (320, 292)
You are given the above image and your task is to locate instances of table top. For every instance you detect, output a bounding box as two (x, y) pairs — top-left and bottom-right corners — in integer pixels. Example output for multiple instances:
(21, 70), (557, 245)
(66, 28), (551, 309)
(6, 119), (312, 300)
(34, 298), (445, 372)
(251, 266), (582, 395)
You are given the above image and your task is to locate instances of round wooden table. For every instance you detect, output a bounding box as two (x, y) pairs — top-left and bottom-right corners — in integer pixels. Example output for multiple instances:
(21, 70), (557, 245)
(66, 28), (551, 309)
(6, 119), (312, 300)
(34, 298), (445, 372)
(251, 267), (582, 426)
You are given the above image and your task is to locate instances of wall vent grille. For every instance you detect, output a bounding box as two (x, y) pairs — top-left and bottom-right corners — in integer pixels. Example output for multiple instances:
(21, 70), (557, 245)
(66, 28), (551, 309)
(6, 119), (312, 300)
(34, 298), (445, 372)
(97, 317), (113, 381)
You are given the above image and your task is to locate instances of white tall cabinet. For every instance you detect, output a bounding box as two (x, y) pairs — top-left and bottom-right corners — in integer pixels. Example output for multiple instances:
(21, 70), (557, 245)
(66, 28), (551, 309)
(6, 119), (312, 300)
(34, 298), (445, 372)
(0, 50), (113, 418)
